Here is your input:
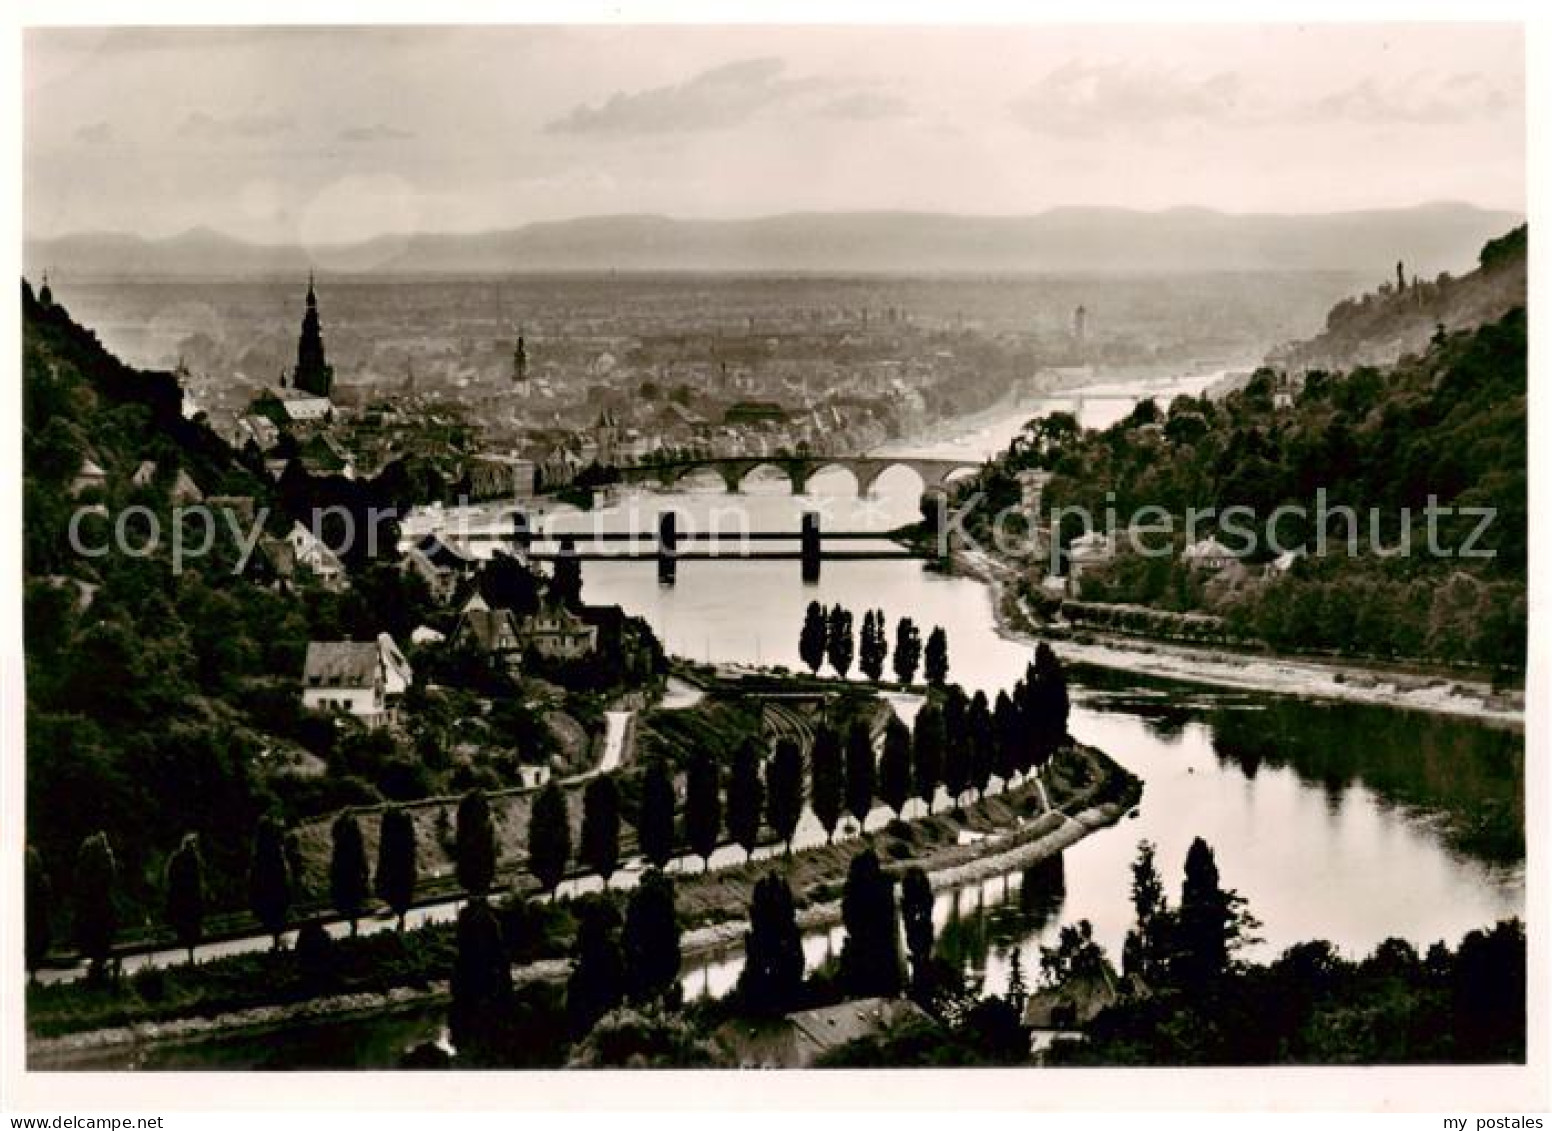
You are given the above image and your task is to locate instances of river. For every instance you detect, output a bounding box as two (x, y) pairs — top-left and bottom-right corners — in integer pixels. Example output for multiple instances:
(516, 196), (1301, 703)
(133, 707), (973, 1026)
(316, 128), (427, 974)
(549, 385), (1524, 995)
(58, 385), (1524, 1069)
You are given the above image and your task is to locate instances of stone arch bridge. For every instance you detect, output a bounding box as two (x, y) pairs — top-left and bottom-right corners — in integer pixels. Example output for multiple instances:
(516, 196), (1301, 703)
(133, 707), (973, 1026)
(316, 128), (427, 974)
(616, 455), (983, 497)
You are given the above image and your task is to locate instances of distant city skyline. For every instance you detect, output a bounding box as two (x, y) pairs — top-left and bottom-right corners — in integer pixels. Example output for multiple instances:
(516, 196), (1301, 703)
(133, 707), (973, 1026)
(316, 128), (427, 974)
(25, 24), (1525, 246)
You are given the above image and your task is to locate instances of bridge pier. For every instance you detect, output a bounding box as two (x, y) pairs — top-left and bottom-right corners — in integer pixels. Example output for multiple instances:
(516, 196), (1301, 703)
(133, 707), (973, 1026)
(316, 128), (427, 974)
(658, 511), (678, 585)
(801, 512), (821, 582)
(853, 463), (885, 497)
(511, 509), (533, 554)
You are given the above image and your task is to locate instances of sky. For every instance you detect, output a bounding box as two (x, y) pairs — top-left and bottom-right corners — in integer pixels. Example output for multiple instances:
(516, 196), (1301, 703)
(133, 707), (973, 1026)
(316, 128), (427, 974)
(23, 23), (1526, 245)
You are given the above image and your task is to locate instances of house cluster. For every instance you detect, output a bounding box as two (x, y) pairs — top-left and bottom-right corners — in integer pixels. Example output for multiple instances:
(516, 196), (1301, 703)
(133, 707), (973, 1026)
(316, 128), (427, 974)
(69, 455), (205, 503)
(249, 520), (349, 592)
(288, 523), (605, 723)
(443, 588), (601, 671)
(207, 277), (957, 512)
(1042, 528), (1307, 601)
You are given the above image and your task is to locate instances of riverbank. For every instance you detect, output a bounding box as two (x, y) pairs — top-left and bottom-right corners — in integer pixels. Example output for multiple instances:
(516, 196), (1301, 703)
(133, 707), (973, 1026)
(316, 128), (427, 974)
(29, 745), (1137, 1068)
(955, 548), (1524, 727)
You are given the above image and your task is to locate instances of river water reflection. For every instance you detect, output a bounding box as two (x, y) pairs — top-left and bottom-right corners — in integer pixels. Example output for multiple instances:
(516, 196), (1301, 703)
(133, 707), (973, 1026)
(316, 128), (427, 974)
(545, 461), (1523, 1002)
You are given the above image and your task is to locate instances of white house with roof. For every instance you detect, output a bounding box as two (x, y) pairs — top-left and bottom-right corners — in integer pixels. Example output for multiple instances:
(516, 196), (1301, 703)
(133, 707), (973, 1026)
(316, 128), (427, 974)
(301, 635), (410, 725)
(301, 641), (386, 724)
(131, 460), (204, 505)
(1182, 535), (1238, 572)
(286, 522), (347, 589)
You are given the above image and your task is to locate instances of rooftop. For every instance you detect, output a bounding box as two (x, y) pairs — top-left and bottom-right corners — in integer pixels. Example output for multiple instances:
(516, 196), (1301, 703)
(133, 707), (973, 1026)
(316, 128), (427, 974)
(302, 641), (381, 689)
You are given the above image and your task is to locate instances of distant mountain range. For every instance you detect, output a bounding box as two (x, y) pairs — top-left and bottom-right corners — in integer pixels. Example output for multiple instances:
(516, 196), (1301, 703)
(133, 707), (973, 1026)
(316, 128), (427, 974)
(25, 203), (1522, 280)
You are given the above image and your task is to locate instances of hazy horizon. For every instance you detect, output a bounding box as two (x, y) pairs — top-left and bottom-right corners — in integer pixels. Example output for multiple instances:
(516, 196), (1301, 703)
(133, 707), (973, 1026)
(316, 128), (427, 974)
(28, 200), (1523, 248)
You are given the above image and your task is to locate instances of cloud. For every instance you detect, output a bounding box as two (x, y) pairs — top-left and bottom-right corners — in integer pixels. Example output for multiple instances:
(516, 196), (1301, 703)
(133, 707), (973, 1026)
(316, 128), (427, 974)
(813, 91), (912, 121)
(338, 123), (416, 143)
(1012, 62), (1519, 138)
(1298, 71), (1516, 126)
(74, 121), (113, 144)
(178, 110), (293, 141)
(546, 57), (818, 135)
(1012, 62), (1246, 137)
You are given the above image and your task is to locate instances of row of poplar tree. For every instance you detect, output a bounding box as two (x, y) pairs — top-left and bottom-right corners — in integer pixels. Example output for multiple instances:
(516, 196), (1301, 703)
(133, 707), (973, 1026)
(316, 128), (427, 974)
(460, 845), (979, 1059)
(799, 602), (949, 685)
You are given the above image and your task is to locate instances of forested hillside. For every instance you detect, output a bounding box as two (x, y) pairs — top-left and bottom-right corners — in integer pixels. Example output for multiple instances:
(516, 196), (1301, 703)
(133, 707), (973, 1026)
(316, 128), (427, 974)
(1269, 224), (1525, 372)
(964, 230), (1527, 672)
(22, 283), (469, 939)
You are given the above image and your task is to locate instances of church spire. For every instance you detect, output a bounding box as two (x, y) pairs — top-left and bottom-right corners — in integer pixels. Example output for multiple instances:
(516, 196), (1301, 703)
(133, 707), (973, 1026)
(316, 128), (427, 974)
(293, 274), (333, 397)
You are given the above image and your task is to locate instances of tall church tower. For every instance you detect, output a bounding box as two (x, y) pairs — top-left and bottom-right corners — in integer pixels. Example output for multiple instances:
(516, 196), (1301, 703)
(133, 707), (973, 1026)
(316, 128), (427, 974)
(293, 274), (334, 398)
(512, 327), (531, 397)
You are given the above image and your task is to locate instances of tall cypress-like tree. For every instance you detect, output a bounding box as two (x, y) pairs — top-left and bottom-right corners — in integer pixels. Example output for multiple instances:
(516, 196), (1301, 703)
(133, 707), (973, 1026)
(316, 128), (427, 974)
(375, 805), (418, 931)
(455, 789), (497, 899)
(1010, 673), (1038, 777)
(968, 689), (995, 799)
(809, 724), (844, 843)
(165, 833), (206, 961)
(725, 739), (765, 860)
(330, 812), (370, 934)
(826, 606), (855, 679)
(528, 781), (572, 896)
(73, 832), (119, 972)
(766, 737), (805, 852)
(1032, 642), (1071, 761)
(858, 610), (887, 682)
(839, 849), (903, 999)
(1174, 837), (1236, 989)
(900, 866), (935, 995)
(878, 717), (913, 819)
(580, 775), (622, 885)
(684, 751), (722, 870)
(737, 874), (805, 1016)
(992, 690), (1020, 786)
(622, 868), (681, 1006)
(1122, 840), (1172, 982)
(924, 626), (950, 687)
(295, 921), (337, 992)
(799, 600), (828, 675)
(567, 899), (625, 1039)
(857, 609), (874, 680)
(449, 899), (514, 1062)
(248, 816), (291, 949)
(893, 618), (922, 686)
(843, 722), (875, 831)
(638, 760), (677, 869)
(24, 846), (51, 977)
(912, 702), (946, 815)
